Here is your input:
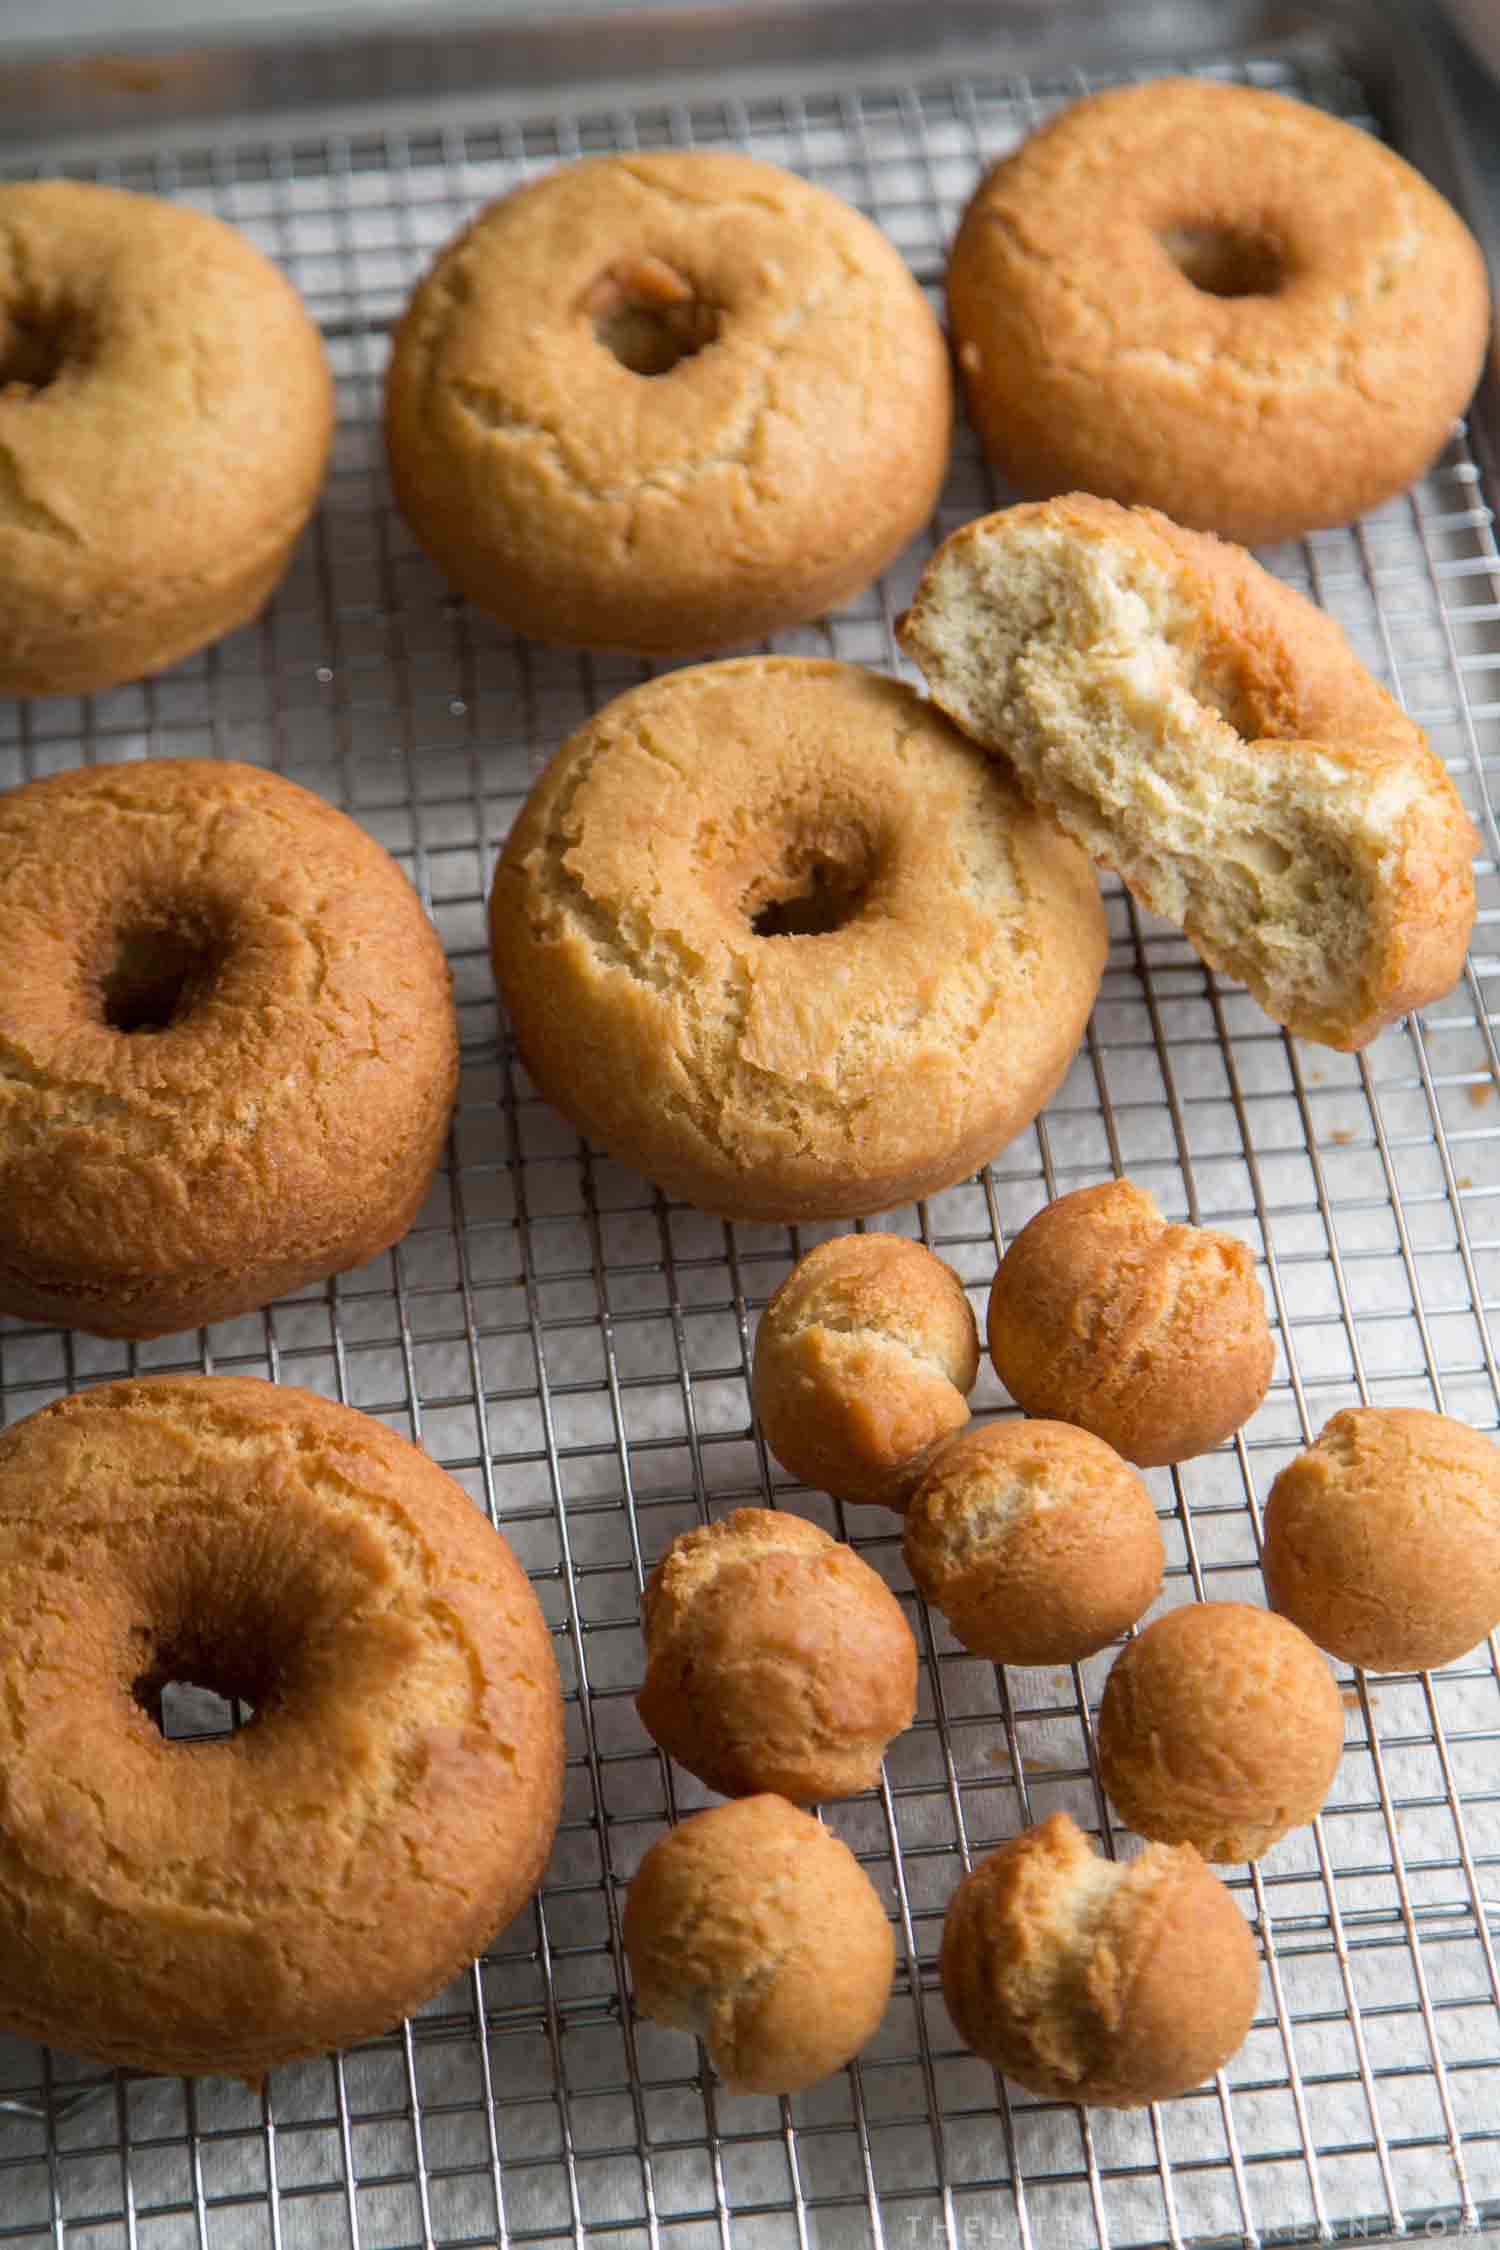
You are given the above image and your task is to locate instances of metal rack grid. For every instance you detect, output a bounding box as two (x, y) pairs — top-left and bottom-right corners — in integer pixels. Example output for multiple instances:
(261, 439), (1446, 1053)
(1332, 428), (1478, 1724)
(2, 30), (1500, 2250)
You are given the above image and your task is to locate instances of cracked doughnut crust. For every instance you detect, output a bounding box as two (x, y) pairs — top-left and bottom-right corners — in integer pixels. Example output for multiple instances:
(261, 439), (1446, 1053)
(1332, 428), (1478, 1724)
(947, 77), (1489, 544)
(0, 1376), (565, 2080)
(384, 150), (952, 652)
(0, 759), (459, 1338)
(487, 657), (1108, 1222)
(0, 181), (332, 697)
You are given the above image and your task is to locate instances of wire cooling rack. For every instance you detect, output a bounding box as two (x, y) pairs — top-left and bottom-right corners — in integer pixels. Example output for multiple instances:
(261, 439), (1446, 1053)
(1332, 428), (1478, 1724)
(2, 30), (1500, 2250)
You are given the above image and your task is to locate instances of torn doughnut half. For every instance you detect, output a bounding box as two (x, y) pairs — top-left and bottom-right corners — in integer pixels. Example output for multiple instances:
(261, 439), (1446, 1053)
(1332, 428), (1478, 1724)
(897, 494), (1477, 1050)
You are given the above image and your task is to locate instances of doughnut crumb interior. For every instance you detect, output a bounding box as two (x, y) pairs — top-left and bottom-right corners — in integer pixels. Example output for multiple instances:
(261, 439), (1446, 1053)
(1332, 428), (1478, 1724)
(899, 494), (1477, 1049)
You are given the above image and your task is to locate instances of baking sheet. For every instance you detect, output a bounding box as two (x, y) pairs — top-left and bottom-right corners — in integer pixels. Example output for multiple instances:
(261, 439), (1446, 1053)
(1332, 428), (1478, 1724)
(1, 30), (1499, 2250)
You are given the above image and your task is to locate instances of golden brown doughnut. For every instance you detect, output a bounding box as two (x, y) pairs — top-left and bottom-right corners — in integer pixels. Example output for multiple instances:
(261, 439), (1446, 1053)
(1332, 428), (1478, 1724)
(752, 1235), (980, 1509)
(899, 495), (1478, 1050)
(636, 1509), (917, 1802)
(1096, 1603), (1345, 1862)
(488, 658), (1106, 1222)
(946, 78), (1489, 545)
(623, 1795), (895, 2093)
(940, 1812), (1259, 2107)
(1263, 1407), (1500, 1673)
(903, 1419), (1164, 1666)
(0, 181), (333, 697)
(985, 1179), (1273, 1467)
(0, 759), (459, 1338)
(385, 150), (951, 653)
(0, 1376), (565, 2081)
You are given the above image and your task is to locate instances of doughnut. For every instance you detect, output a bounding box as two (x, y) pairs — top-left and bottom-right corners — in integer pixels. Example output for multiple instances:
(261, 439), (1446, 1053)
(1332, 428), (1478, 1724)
(940, 1812), (1260, 2107)
(0, 759), (459, 1338)
(945, 78), (1489, 544)
(985, 1179), (1274, 1466)
(636, 1509), (917, 1802)
(384, 151), (951, 653)
(0, 181), (333, 698)
(488, 657), (1107, 1222)
(623, 1795), (894, 2093)
(0, 1376), (564, 2080)
(903, 1419), (1164, 1666)
(899, 495), (1478, 1049)
(752, 1235), (980, 1508)
(1096, 1603), (1345, 1862)
(1263, 1407), (1500, 1674)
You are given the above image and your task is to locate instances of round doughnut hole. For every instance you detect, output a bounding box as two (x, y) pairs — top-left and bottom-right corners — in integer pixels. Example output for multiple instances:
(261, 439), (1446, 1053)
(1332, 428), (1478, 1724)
(0, 303), (83, 396)
(131, 1627), (270, 1740)
(589, 257), (721, 376)
(1159, 222), (1285, 299)
(100, 915), (231, 1035)
(748, 840), (876, 939)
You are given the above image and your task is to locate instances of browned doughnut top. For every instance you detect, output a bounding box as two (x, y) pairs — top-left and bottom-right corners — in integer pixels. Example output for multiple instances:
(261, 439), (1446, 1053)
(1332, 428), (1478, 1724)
(488, 657), (1107, 1222)
(947, 78), (1490, 544)
(0, 760), (459, 1337)
(0, 1377), (564, 2080)
(385, 150), (952, 653)
(0, 180), (332, 696)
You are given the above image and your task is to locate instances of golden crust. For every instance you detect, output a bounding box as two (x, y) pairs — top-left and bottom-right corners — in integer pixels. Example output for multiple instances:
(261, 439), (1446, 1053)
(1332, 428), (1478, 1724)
(1096, 1603), (1345, 1862)
(903, 1418), (1164, 1665)
(939, 1812), (1259, 2106)
(488, 657), (1107, 1222)
(752, 1235), (980, 1508)
(623, 1795), (895, 2093)
(946, 78), (1490, 544)
(0, 759), (459, 1338)
(385, 150), (951, 653)
(636, 1507), (917, 1801)
(985, 1180), (1273, 1467)
(0, 180), (332, 697)
(1263, 1407), (1500, 1673)
(898, 495), (1479, 1050)
(0, 1376), (565, 2080)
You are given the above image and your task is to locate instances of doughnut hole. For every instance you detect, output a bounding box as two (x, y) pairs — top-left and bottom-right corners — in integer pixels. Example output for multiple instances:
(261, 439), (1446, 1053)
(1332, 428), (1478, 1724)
(746, 834), (878, 939)
(0, 297), (87, 396)
(1158, 221), (1285, 299)
(588, 255), (721, 376)
(98, 908), (235, 1035)
(752, 1234), (980, 1509)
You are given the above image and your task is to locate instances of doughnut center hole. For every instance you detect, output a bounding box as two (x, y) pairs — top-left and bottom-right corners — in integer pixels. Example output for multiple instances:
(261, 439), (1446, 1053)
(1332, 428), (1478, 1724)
(748, 845), (874, 939)
(589, 257), (720, 376)
(101, 917), (229, 1035)
(1159, 222), (1285, 298)
(132, 1635), (271, 1742)
(0, 308), (77, 396)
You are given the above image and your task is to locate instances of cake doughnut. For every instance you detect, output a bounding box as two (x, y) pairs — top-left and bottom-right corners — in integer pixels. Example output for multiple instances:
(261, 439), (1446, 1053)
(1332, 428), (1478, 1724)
(636, 1509), (917, 1802)
(384, 150), (951, 653)
(946, 78), (1489, 545)
(488, 658), (1106, 1222)
(0, 181), (333, 698)
(0, 759), (459, 1338)
(752, 1235), (980, 1508)
(623, 1795), (895, 2093)
(899, 496), (1478, 1049)
(940, 1812), (1259, 2107)
(0, 1376), (565, 2081)
(985, 1179), (1274, 1466)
